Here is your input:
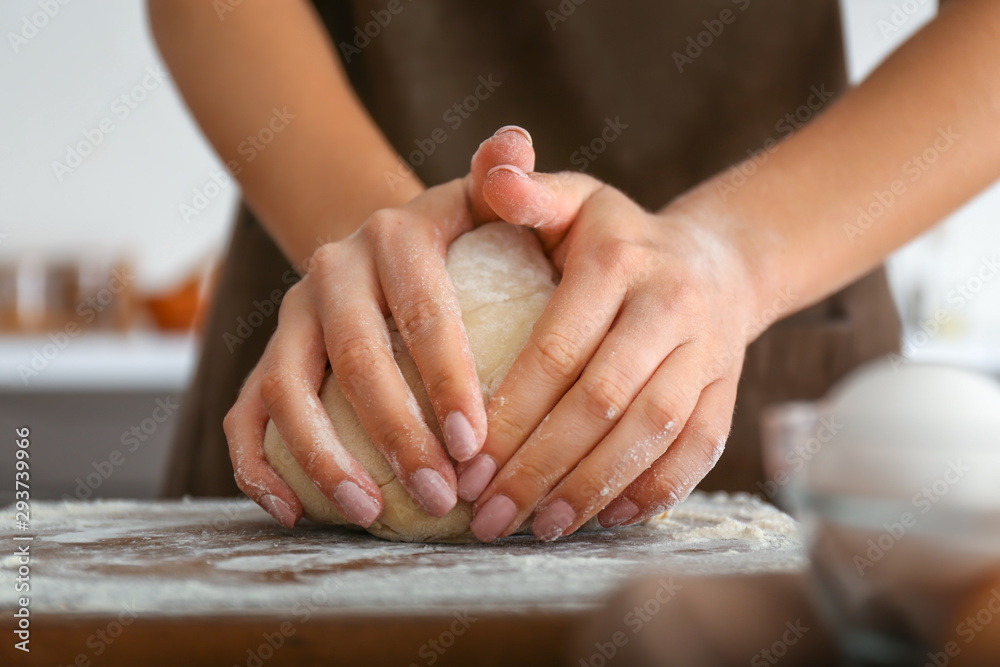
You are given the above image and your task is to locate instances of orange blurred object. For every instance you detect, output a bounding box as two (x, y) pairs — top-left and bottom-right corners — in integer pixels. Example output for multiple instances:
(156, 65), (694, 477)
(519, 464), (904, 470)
(947, 569), (1000, 666)
(144, 266), (217, 332)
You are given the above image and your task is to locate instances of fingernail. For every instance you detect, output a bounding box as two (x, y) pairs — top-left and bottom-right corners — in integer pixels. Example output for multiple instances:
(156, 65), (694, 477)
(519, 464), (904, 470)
(471, 494), (517, 542)
(411, 468), (458, 517)
(493, 125), (533, 146)
(533, 499), (577, 542)
(598, 498), (640, 528)
(486, 164), (529, 180)
(457, 455), (497, 501)
(260, 494), (297, 528)
(444, 411), (479, 461)
(334, 481), (381, 527)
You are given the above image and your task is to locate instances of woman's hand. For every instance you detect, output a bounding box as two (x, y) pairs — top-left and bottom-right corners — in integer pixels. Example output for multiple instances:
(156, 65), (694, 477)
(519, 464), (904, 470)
(460, 142), (769, 542)
(224, 127), (538, 528)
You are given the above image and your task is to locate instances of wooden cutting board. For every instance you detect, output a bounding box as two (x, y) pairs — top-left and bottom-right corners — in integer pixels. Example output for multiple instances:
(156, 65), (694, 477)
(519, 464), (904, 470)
(1, 492), (804, 666)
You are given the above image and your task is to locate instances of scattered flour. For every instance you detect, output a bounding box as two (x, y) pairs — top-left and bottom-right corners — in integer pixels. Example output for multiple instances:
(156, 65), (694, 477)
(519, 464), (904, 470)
(0, 492), (803, 617)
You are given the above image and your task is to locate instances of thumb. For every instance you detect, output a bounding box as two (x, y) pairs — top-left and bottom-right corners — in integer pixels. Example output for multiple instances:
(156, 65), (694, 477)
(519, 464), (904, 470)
(465, 126), (536, 223)
(482, 166), (604, 251)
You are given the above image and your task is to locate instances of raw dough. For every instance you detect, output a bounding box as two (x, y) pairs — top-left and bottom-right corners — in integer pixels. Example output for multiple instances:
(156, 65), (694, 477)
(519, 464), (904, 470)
(263, 222), (557, 542)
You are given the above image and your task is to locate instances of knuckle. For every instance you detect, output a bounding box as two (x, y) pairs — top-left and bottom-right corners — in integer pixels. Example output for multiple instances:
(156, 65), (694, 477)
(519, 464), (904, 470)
(693, 426), (730, 470)
(644, 390), (684, 436)
(364, 208), (402, 241)
(395, 295), (451, 345)
(423, 368), (464, 407)
(532, 329), (583, 381)
(373, 416), (416, 459)
(306, 242), (342, 276)
(580, 371), (632, 423)
(595, 238), (644, 276)
(487, 406), (528, 452)
(222, 407), (239, 440)
(576, 471), (611, 502)
(511, 456), (561, 495)
(330, 337), (385, 389)
(259, 369), (293, 413)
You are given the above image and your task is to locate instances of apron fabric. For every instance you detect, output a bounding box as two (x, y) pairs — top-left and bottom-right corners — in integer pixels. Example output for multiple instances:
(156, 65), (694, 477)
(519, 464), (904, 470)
(163, 0), (901, 498)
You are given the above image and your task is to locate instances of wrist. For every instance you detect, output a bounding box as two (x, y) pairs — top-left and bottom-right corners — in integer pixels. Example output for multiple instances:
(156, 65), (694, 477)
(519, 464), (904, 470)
(659, 177), (793, 344)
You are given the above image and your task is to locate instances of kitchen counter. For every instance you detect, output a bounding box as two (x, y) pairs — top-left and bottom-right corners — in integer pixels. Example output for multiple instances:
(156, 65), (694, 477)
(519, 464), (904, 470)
(1, 493), (803, 666)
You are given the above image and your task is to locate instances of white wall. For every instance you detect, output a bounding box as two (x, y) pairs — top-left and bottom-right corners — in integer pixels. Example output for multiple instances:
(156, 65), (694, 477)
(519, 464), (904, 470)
(0, 1), (238, 292)
(2, 0), (998, 352)
(841, 0), (1000, 357)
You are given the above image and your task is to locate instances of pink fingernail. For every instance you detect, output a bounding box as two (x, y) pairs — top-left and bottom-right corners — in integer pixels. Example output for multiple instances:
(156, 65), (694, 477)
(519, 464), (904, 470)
(493, 125), (533, 146)
(486, 164), (529, 180)
(411, 468), (457, 517)
(260, 494), (297, 528)
(444, 411), (479, 461)
(471, 494), (517, 542)
(598, 498), (640, 528)
(334, 481), (381, 527)
(533, 499), (577, 542)
(457, 455), (497, 502)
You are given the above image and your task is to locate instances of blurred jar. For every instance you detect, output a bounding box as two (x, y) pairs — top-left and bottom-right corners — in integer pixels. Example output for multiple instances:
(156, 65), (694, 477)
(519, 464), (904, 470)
(0, 254), (134, 333)
(762, 361), (1000, 666)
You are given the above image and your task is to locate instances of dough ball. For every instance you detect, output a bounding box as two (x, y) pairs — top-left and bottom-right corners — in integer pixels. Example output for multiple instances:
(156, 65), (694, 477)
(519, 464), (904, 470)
(263, 222), (557, 542)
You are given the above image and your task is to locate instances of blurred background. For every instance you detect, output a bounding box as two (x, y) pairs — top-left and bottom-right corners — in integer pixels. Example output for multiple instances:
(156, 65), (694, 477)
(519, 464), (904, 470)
(0, 0), (997, 504)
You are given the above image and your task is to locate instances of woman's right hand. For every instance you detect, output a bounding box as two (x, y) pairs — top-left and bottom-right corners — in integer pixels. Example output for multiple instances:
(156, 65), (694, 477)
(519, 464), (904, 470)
(224, 127), (536, 528)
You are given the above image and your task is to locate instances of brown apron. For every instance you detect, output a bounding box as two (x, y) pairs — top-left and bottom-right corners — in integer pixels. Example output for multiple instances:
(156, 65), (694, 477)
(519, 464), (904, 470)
(164, 0), (901, 498)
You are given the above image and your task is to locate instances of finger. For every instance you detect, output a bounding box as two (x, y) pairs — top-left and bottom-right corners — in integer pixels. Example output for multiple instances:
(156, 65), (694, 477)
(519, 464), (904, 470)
(254, 292), (387, 528)
(598, 370), (740, 529)
(311, 243), (460, 518)
(466, 125), (536, 223)
(365, 207), (487, 465)
(482, 167), (605, 251)
(225, 366), (303, 529)
(456, 263), (628, 503)
(466, 300), (690, 541)
(528, 345), (711, 540)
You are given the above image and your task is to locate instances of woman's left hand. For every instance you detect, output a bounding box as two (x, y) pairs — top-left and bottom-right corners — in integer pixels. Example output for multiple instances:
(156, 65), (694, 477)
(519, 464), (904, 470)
(459, 142), (771, 542)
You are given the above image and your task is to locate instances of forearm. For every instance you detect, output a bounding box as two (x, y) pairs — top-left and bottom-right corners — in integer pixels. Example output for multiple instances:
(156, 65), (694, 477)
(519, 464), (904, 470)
(148, 0), (422, 268)
(674, 0), (1000, 331)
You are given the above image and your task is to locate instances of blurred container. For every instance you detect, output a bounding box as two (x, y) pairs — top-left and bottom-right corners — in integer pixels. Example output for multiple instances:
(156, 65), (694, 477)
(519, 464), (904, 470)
(762, 361), (1000, 665)
(143, 260), (216, 332)
(0, 254), (135, 333)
